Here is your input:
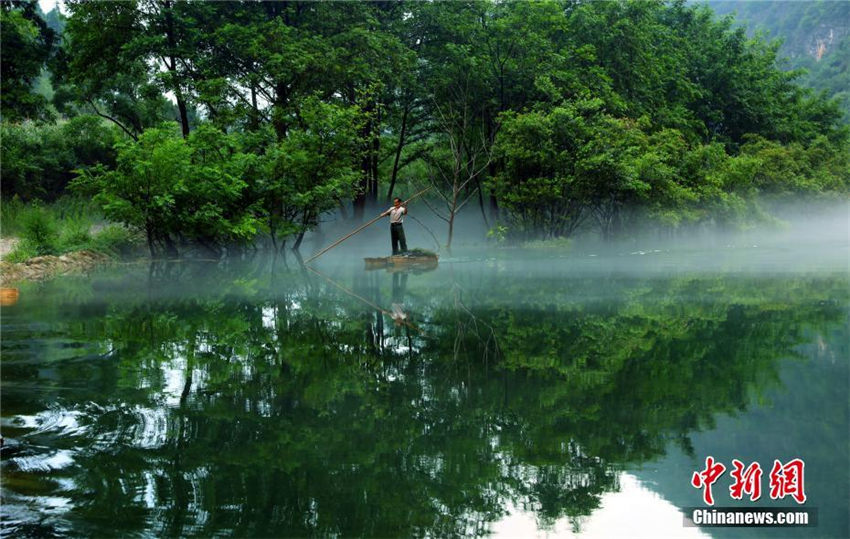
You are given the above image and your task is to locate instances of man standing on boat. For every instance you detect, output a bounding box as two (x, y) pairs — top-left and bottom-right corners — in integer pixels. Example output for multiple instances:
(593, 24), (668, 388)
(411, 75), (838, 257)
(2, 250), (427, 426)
(381, 197), (408, 255)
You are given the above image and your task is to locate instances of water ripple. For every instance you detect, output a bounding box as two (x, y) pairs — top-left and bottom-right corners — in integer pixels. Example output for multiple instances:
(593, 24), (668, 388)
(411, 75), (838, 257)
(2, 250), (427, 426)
(9, 449), (76, 472)
(4, 406), (89, 438)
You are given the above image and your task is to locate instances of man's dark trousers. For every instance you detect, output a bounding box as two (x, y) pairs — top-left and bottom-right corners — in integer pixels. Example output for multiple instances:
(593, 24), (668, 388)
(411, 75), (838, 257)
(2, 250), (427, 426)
(391, 223), (407, 254)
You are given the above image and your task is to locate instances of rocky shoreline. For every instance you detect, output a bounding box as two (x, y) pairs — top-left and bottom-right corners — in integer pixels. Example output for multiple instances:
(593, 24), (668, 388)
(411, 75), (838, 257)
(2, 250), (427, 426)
(0, 250), (112, 285)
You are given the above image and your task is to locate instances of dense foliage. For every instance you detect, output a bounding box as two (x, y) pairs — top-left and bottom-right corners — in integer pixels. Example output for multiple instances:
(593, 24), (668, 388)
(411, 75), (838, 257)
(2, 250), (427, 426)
(0, 0), (56, 121)
(708, 0), (850, 120)
(1, 114), (118, 199)
(2, 0), (848, 254)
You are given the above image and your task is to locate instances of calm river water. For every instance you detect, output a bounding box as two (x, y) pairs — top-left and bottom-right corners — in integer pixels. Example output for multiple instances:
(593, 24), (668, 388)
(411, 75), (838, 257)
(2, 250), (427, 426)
(1, 237), (848, 537)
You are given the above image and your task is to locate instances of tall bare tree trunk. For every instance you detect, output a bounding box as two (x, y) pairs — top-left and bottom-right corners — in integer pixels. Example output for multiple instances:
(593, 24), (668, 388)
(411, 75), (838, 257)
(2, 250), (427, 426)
(163, 0), (190, 137)
(387, 106), (409, 202)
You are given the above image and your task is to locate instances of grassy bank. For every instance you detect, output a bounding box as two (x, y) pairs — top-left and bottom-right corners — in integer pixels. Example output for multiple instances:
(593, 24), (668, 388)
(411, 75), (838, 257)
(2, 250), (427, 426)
(1, 196), (140, 262)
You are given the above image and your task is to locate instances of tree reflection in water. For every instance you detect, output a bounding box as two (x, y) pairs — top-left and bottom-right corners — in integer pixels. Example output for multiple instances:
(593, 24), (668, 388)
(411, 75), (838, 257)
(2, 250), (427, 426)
(1, 258), (846, 536)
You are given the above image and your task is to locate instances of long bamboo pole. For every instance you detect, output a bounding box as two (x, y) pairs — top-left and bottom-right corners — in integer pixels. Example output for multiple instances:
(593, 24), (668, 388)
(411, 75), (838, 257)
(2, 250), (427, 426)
(305, 187), (431, 263)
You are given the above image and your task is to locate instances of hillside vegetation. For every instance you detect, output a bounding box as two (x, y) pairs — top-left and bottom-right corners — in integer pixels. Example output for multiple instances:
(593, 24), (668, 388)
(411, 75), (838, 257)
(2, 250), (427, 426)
(707, 0), (850, 120)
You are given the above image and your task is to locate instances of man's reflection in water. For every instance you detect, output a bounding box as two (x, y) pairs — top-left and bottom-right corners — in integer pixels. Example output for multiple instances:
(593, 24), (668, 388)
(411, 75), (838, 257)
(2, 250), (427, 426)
(391, 272), (409, 326)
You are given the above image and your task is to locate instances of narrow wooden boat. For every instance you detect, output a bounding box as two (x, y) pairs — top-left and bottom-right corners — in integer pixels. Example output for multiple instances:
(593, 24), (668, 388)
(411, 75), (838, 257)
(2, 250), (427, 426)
(364, 252), (439, 271)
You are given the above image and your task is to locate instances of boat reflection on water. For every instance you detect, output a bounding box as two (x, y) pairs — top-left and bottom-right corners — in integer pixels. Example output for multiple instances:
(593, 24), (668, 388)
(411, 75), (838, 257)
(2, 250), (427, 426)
(364, 251), (439, 272)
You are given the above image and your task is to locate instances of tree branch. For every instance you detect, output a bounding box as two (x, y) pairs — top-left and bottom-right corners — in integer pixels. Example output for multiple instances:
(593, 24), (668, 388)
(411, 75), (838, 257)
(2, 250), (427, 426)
(421, 195), (450, 222)
(86, 99), (138, 141)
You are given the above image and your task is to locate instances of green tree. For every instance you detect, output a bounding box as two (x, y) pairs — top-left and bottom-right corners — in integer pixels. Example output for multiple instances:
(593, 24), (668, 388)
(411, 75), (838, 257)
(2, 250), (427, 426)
(58, 0), (195, 138)
(493, 99), (656, 239)
(74, 124), (259, 257)
(1, 115), (117, 200)
(0, 0), (56, 121)
(24, 0), (850, 250)
(256, 98), (361, 250)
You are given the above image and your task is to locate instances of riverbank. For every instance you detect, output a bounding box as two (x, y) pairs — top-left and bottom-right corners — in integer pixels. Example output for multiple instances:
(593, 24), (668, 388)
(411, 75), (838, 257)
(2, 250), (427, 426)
(0, 249), (112, 285)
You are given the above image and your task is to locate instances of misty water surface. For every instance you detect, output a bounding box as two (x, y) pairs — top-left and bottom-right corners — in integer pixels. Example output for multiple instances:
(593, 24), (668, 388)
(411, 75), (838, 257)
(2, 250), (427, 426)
(1, 224), (848, 537)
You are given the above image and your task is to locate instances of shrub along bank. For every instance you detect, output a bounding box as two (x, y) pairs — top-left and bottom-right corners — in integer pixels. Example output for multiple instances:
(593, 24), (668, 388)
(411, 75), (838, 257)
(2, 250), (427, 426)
(0, 196), (141, 284)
